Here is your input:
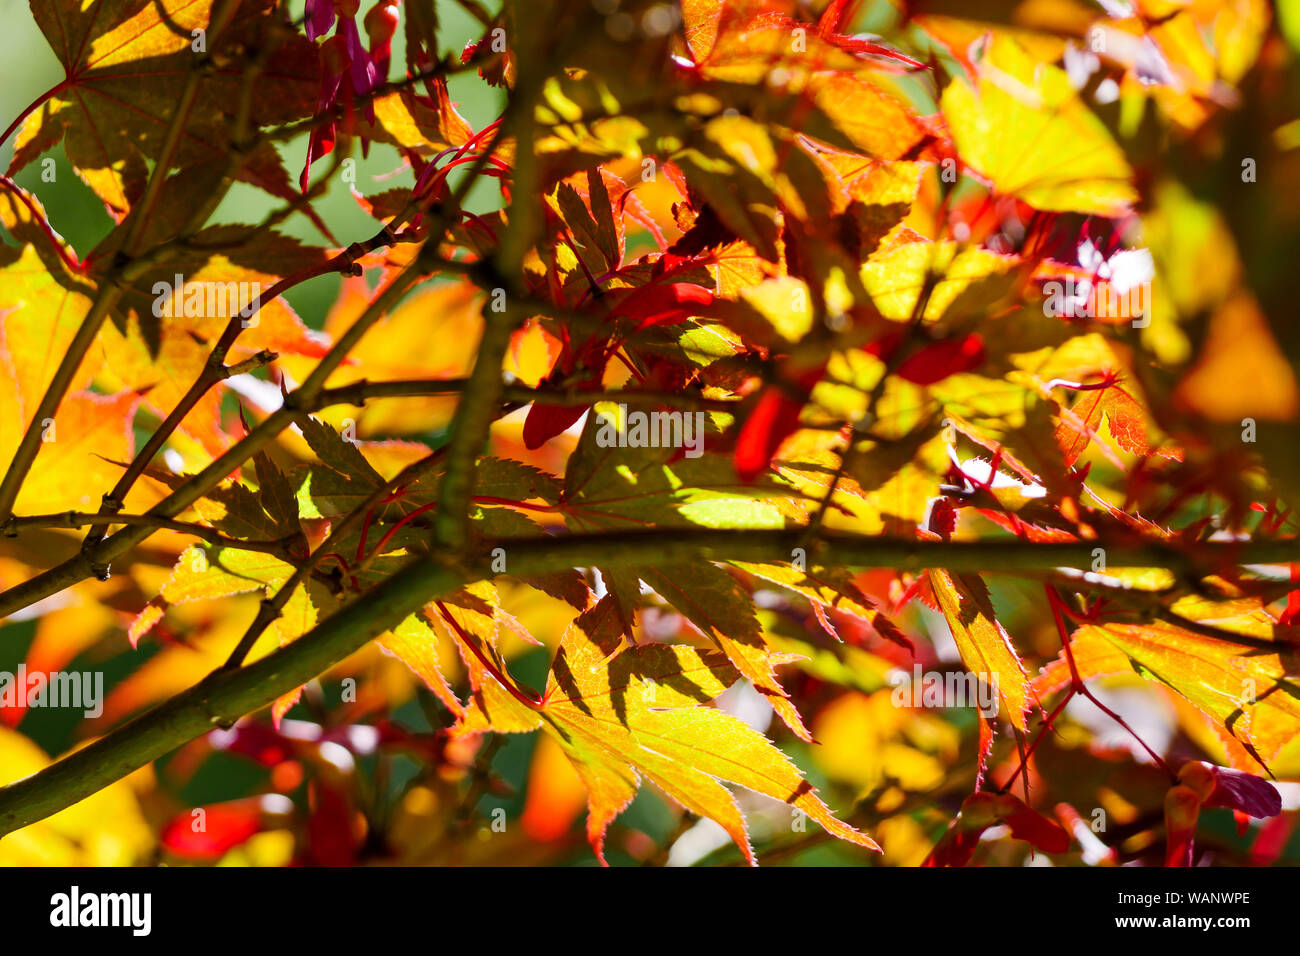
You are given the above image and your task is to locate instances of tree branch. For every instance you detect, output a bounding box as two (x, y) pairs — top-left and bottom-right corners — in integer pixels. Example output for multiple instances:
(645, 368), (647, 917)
(316, 376), (740, 413)
(1, 511), (291, 557)
(0, 530), (1294, 837)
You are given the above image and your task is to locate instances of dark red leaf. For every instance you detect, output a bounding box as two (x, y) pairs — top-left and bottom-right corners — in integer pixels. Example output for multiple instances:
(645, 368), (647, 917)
(524, 402), (589, 450)
(1202, 765), (1283, 819)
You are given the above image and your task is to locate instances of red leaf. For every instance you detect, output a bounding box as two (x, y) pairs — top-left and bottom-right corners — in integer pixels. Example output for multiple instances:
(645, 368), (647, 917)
(998, 796), (1071, 854)
(1198, 764), (1282, 819)
(923, 827), (983, 867)
(304, 780), (357, 866)
(896, 335), (985, 385)
(924, 792), (1068, 866)
(613, 282), (716, 330)
(734, 387), (801, 482)
(161, 802), (262, 860)
(523, 401), (589, 450)
(865, 332), (985, 385)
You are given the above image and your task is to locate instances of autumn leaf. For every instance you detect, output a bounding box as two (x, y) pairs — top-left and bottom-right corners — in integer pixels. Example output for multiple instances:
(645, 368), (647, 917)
(0, 726), (152, 865)
(2, 390), (138, 514)
(15, 0), (320, 217)
(0, 246), (98, 421)
(927, 569), (1031, 733)
(0, 0), (1296, 875)
(462, 597), (877, 865)
(1035, 616), (1300, 770)
(377, 610), (465, 719)
(732, 559), (908, 647)
(940, 35), (1136, 217)
(1054, 379), (1151, 465)
(925, 791), (1069, 867)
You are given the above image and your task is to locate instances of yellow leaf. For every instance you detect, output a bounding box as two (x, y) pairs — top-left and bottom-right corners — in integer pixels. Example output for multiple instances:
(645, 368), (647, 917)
(315, 280), (484, 436)
(1175, 289), (1299, 422)
(928, 570), (1031, 731)
(160, 546), (294, 604)
(1036, 617), (1300, 768)
(5, 390), (138, 514)
(471, 598), (878, 865)
(941, 36), (1136, 216)
(0, 245), (99, 419)
(378, 611), (465, 718)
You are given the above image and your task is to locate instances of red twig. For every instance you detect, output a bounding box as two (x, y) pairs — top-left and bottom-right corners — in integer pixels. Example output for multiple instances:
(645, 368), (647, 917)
(0, 175), (84, 275)
(1045, 584), (1174, 777)
(435, 600), (544, 710)
(0, 81), (65, 153)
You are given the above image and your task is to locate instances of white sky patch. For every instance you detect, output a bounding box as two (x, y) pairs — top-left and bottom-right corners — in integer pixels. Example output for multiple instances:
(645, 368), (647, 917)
(1275, 781), (1300, 812)
(1078, 239), (1154, 295)
(259, 794), (295, 816)
(667, 817), (731, 867)
(224, 373), (284, 413)
(945, 443), (1047, 499)
(1095, 0), (1134, 16)
(716, 680), (773, 735)
(1065, 683), (1175, 764)
(5, 591), (75, 623)
(317, 740), (355, 773)
(1064, 43), (1100, 90)
(920, 604), (962, 664)
(1070, 817), (1115, 865)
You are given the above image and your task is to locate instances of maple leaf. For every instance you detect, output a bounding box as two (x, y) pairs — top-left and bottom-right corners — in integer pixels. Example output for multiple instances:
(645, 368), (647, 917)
(680, 1), (932, 161)
(311, 278), (484, 437)
(732, 560), (909, 648)
(1, 0), (1297, 875)
(860, 239), (1021, 323)
(15, 0), (320, 217)
(161, 545), (295, 604)
(639, 560), (813, 741)
(0, 726), (151, 865)
(1034, 615), (1300, 771)
(0, 246), (98, 423)
(363, 82), (475, 156)
(927, 569), (1032, 738)
(1054, 377), (1151, 465)
(925, 791), (1069, 867)
(377, 610), (465, 719)
(161, 800), (262, 861)
(0, 389), (139, 514)
(940, 35), (1137, 217)
(459, 597), (877, 865)
(94, 224), (330, 358)
(560, 425), (799, 533)
(1164, 761), (1281, 866)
